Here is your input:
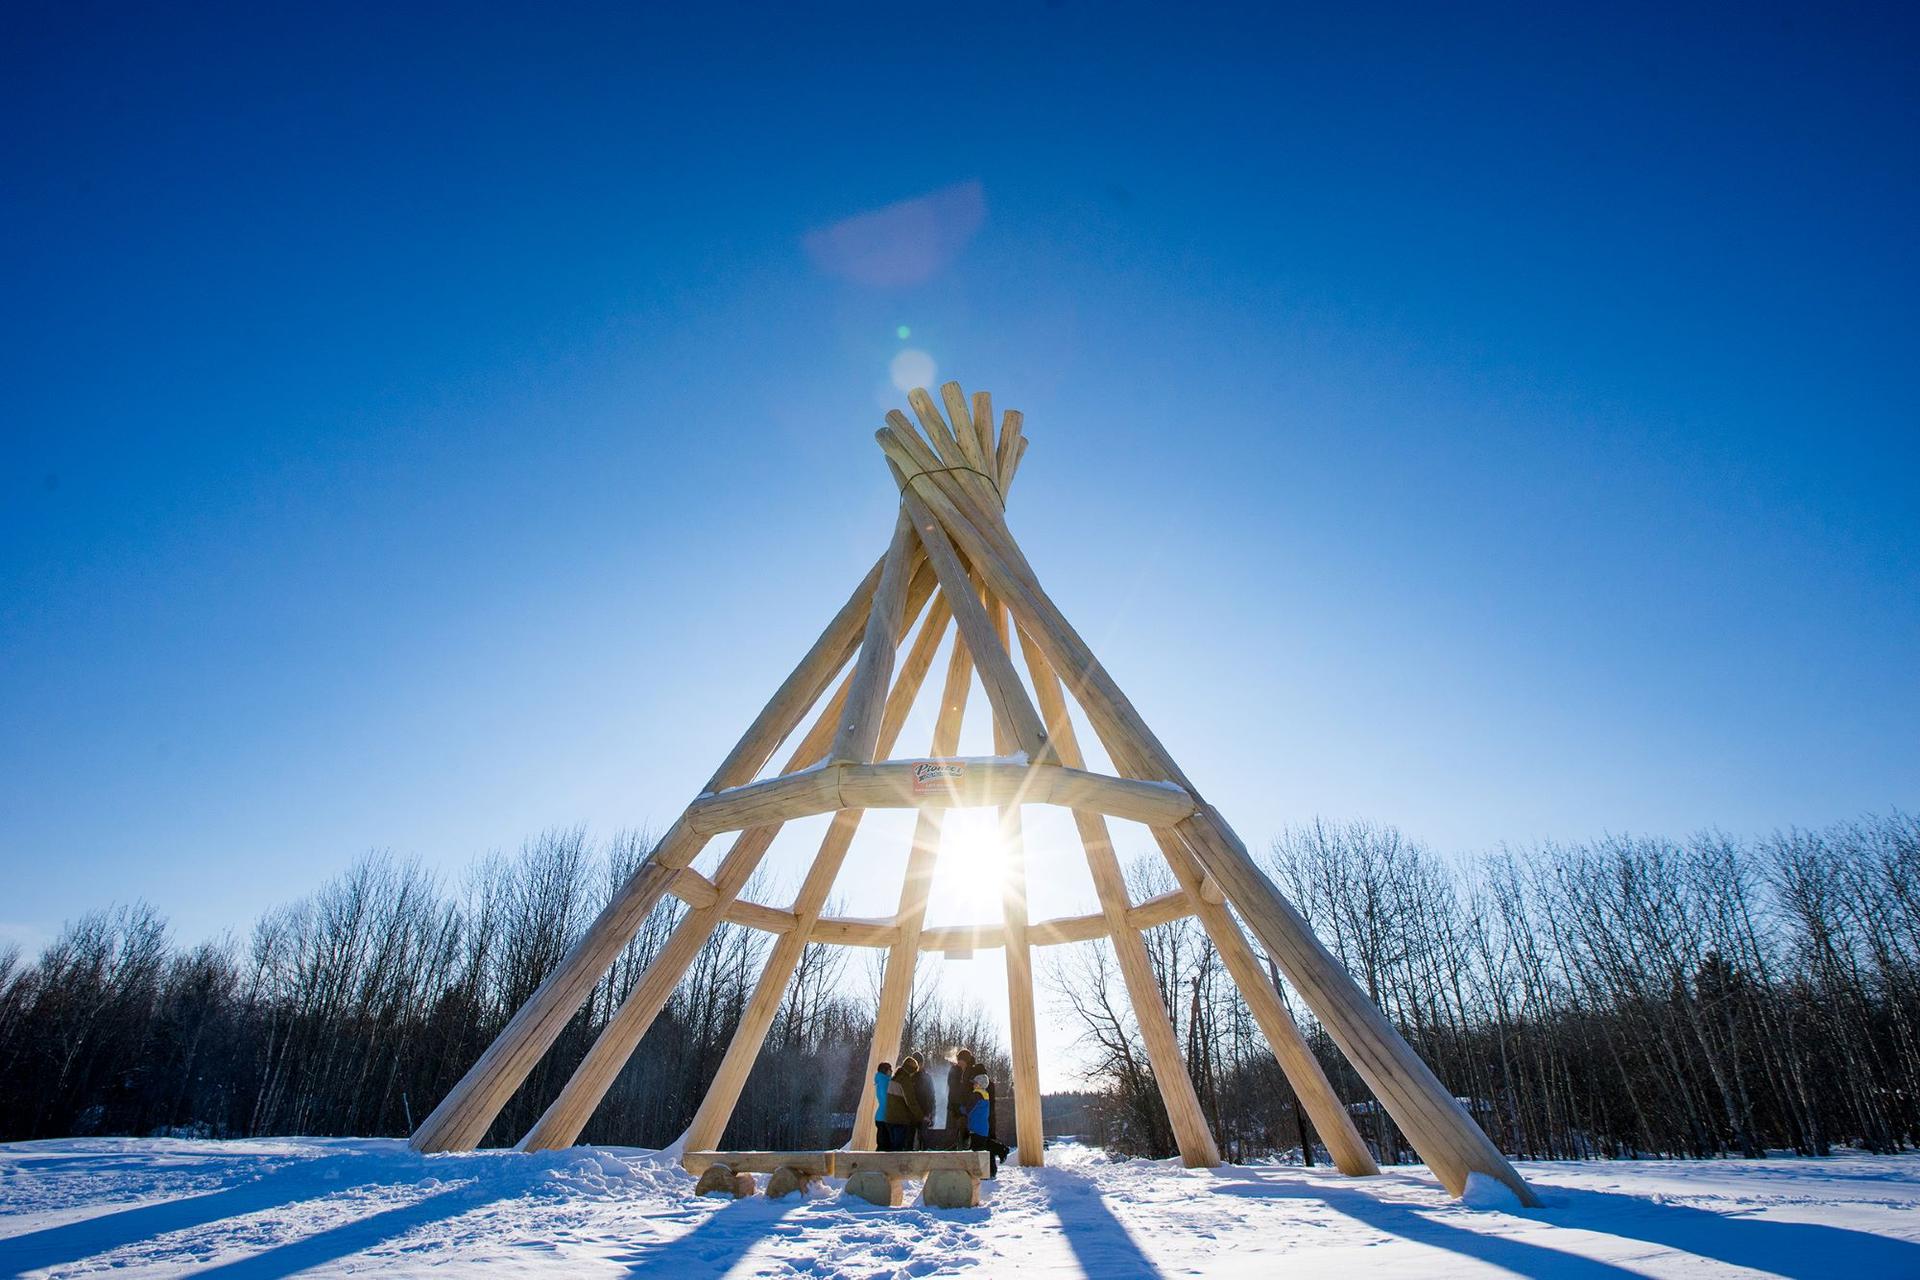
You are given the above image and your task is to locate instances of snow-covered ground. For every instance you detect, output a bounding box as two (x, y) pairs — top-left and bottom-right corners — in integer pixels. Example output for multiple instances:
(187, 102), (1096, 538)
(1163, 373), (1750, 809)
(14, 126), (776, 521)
(4, 1137), (1919, 1278)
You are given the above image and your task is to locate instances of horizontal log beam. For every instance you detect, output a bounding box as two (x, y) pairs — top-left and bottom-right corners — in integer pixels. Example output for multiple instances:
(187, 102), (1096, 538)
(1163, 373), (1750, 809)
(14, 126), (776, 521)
(682, 1150), (990, 1178)
(1043, 769), (1195, 826)
(669, 867), (719, 909)
(918, 922), (1004, 953)
(810, 916), (897, 947)
(683, 761), (1197, 835)
(1032, 914), (1103, 947)
(686, 766), (843, 835)
(837, 759), (1050, 811)
(678, 895), (1203, 950)
(659, 886), (1105, 954)
(838, 1150), (990, 1177)
(727, 898), (798, 935)
(682, 1150), (832, 1177)
(898, 893), (1202, 953)
(1127, 888), (1197, 931)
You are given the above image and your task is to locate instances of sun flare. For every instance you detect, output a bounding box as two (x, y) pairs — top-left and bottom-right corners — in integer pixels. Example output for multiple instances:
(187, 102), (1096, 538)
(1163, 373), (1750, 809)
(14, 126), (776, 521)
(938, 807), (1010, 918)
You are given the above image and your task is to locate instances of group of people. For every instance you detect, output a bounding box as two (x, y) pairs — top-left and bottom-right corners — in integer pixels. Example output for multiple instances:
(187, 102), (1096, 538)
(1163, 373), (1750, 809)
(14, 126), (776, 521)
(871, 1048), (1013, 1176)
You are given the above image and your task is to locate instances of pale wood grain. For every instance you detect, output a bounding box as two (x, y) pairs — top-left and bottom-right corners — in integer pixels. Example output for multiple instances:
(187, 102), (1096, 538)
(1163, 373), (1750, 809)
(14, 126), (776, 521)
(1021, 631), (1220, 1167)
(831, 508), (918, 763)
(991, 595), (1046, 1167)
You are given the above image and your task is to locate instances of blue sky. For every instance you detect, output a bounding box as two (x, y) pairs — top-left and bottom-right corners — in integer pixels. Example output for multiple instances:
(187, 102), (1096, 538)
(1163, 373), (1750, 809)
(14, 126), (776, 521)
(3, 5), (1916, 1079)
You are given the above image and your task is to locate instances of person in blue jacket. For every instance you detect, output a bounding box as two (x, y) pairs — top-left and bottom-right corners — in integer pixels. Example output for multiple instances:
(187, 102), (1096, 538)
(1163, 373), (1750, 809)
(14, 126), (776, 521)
(965, 1072), (1011, 1177)
(873, 1061), (894, 1151)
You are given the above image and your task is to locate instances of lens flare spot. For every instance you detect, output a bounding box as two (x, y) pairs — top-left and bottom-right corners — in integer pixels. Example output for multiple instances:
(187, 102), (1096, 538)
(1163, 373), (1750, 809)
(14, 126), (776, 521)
(890, 348), (935, 392)
(896, 325), (912, 340)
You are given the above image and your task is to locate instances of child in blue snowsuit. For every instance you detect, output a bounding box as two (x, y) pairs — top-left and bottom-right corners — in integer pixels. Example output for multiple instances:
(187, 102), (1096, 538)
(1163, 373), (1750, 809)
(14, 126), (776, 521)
(966, 1073), (1011, 1177)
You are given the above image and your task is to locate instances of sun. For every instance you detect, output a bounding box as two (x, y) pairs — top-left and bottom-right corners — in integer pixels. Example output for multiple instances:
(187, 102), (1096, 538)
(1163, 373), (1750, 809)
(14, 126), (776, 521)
(938, 807), (1011, 918)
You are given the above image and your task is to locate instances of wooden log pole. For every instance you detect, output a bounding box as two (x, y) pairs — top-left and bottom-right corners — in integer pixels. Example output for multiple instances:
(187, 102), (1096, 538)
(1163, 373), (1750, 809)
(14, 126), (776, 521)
(831, 509), (919, 763)
(1174, 811), (1533, 1201)
(1019, 631), (1221, 1167)
(995, 410), (1024, 490)
(518, 595), (953, 1152)
(880, 445), (1539, 1205)
(941, 382), (991, 472)
(409, 555), (931, 1153)
(971, 390), (996, 474)
(1141, 823), (1380, 1176)
(890, 403), (964, 474)
(848, 628), (975, 1151)
(892, 466), (1050, 762)
(990, 594), (1046, 1167)
(934, 382), (978, 471)
(909, 386), (987, 476)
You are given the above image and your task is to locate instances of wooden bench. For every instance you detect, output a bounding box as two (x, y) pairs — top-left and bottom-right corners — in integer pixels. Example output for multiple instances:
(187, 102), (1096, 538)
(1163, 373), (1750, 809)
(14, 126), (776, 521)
(681, 1149), (990, 1207)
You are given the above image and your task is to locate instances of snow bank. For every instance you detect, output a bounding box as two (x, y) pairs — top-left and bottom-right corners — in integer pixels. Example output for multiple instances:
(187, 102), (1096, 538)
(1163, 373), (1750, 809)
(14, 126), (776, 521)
(1459, 1171), (1527, 1211)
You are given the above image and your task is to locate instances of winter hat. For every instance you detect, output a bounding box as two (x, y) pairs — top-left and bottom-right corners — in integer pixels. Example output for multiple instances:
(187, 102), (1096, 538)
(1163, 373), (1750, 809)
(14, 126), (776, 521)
(972, 1073), (990, 1090)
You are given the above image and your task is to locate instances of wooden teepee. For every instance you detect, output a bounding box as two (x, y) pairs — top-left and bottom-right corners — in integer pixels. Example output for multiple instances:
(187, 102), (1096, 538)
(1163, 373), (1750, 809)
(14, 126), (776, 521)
(409, 383), (1538, 1206)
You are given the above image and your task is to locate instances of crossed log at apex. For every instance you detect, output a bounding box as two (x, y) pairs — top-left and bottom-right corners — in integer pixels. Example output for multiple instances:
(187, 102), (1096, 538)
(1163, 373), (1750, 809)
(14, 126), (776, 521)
(407, 383), (1538, 1207)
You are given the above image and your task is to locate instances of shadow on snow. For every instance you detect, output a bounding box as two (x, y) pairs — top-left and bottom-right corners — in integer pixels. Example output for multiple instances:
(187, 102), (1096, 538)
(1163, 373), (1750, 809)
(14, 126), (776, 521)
(1036, 1167), (1165, 1279)
(1211, 1171), (1920, 1280)
(0, 1152), (505, 1278)
(612, 1193), (803, 1278)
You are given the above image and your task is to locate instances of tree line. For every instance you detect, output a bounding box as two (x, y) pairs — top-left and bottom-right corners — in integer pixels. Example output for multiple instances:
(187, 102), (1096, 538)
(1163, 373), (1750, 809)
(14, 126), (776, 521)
(5, 811), (1914, 1167)
(1048, 810), (1920, 1164)
(0, 827), (1007, 1149)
